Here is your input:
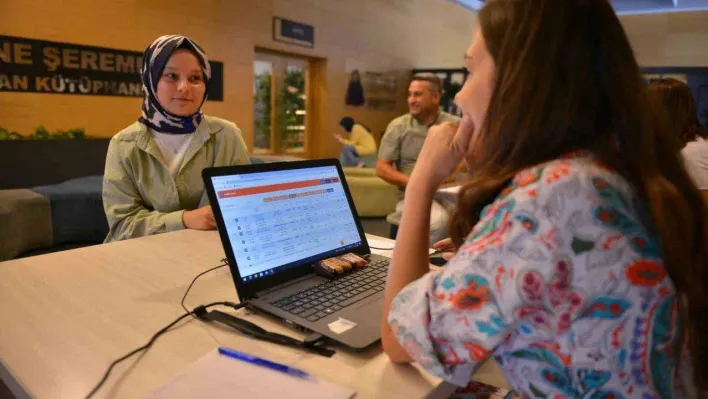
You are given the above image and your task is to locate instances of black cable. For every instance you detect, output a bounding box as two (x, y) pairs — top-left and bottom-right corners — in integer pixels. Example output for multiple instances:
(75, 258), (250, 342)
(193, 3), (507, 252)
(87, 260), (234, 399)
(85, 300), (233, 399)
(87, 258), (335, 397)
(181, 259), (229, 319)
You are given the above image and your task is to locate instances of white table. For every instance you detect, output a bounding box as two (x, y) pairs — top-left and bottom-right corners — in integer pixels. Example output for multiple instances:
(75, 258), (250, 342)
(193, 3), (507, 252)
(0, 230), (508, 398)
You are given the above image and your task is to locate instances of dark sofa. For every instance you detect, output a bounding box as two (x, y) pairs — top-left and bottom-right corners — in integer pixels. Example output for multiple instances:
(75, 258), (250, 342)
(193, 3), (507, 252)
(0, 139), (110, 260)
(0, 139), (110, 190)
(0, 139), (270, 260)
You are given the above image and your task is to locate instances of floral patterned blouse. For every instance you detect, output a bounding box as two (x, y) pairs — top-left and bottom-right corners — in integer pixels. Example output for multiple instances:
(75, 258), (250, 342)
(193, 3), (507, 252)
(388, 153), (696, 398)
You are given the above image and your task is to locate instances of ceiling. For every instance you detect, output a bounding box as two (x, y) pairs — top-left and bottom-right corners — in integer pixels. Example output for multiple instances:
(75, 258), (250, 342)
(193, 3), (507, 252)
(451, 0), (708, 14)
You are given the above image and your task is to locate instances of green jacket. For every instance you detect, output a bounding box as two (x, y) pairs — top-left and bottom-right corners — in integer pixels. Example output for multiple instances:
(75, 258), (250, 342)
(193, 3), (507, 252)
(102, 116), (250, 242)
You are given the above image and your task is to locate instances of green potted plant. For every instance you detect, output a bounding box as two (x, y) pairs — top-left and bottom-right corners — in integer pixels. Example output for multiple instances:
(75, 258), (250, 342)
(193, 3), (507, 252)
(277, 68), (306, 152)
(0, 128), (23, 140)
(0, 126), (87, 140)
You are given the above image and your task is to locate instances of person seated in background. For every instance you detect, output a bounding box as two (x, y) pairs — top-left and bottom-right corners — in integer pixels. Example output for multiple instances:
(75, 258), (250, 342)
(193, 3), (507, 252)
(377, 73), (460, 245)
(648, 78), (708, 201)
(335, 117), (377, 167)
(381, 0), (707, 396)
(103, 35), (250, 242)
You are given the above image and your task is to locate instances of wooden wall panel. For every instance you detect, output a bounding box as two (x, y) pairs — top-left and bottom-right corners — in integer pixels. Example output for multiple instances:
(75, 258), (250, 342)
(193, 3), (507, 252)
(1, 0), (706, 160)
(0, 0), (477, 159)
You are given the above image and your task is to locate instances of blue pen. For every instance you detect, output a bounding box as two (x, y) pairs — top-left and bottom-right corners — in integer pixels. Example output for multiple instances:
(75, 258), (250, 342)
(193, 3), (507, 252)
(218, 347), (311, 380)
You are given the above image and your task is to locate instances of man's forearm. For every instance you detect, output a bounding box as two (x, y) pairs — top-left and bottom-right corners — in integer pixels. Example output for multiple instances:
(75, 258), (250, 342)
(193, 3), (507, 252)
(377, 164), (410, 188)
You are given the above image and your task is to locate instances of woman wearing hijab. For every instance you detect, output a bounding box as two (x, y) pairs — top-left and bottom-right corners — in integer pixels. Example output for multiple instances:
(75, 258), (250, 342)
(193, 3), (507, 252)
(102, 35), (250, 242)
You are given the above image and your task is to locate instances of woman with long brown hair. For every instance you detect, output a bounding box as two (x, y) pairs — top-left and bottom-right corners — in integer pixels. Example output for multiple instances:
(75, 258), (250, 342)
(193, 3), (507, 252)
(381, 0), (707, 396)
(648, 78), (706, 146)
(648, 78), (708, 198)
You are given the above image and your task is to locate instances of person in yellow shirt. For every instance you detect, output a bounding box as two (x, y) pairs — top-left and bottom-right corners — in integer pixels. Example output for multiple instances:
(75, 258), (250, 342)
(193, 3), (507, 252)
(335, 117), (377, 167)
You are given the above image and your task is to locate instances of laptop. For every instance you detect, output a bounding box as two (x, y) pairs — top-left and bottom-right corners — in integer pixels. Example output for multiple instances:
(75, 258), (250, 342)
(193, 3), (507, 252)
(202, 159), (390, 350)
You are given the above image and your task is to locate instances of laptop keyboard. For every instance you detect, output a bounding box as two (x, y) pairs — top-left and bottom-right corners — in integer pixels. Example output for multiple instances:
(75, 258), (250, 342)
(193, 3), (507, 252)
(270, 259), (390, 322)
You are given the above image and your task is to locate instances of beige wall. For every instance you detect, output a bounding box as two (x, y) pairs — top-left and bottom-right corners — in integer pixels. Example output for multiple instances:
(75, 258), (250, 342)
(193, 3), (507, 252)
(0, 0), (478, 159)
(2, 1), (707, 159)
(619, 11), (708, 66)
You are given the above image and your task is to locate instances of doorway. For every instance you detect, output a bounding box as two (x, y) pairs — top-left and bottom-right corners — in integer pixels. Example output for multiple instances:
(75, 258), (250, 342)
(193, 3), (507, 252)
(253, 51), (312, 156)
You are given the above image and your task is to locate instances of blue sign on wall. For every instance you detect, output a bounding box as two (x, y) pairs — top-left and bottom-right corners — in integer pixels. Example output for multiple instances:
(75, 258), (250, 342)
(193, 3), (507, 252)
(273, 17), (314, 48)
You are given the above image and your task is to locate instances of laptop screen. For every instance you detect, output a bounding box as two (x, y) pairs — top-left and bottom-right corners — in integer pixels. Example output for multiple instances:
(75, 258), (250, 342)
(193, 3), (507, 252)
(210, 165), (363, 283)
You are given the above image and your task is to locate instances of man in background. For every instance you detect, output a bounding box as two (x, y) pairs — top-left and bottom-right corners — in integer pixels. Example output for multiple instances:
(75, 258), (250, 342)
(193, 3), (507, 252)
(376, 73), (461, 245)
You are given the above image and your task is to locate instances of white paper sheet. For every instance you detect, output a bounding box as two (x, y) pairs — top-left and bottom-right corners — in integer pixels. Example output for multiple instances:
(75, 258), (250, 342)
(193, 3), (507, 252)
(144, 349), (356, 399)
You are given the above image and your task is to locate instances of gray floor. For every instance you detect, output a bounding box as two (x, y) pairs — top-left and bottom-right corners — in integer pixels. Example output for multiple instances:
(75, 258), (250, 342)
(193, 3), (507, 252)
(359, 217), (391, 238)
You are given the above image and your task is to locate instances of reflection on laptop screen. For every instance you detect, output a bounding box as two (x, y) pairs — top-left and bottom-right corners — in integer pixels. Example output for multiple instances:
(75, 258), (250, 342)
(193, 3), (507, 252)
(211, 166), (362, 282)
